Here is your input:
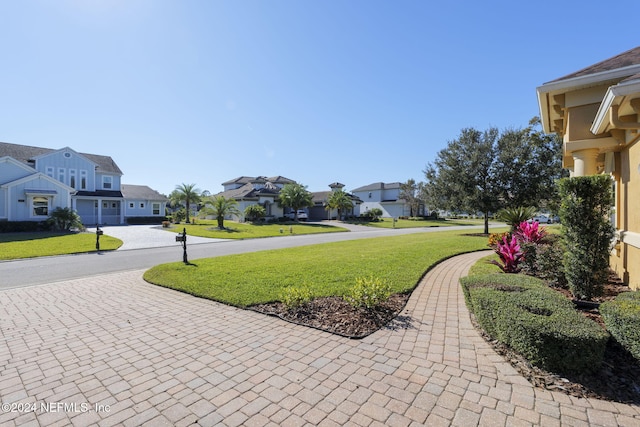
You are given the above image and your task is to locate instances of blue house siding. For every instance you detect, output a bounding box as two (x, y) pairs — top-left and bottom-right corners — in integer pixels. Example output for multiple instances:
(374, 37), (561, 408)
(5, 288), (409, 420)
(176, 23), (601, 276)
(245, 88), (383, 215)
(2, 174), (73, 221)
(1, 143), (165, 225)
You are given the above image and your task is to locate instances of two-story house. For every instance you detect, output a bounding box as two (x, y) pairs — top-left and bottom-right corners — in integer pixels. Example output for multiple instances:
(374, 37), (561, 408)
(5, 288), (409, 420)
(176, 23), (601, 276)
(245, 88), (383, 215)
(215, 176), (297, 221)
(351, 182), (419, 218)
(0, 142), (166, 225)
(537, 46), (640, 290)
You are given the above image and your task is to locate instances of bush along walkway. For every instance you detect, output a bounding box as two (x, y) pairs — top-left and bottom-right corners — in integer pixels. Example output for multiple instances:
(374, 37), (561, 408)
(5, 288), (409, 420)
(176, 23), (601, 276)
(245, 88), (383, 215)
(0, 252), (639, 426)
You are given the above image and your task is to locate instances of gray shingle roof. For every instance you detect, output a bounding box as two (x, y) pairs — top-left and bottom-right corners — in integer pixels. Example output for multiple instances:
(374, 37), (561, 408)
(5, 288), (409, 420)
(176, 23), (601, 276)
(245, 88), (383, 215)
(0, 142), (123, 175)
(351, 182), (402, 192)
(121, 184), (167, 201)
(548, 46), (640, 83)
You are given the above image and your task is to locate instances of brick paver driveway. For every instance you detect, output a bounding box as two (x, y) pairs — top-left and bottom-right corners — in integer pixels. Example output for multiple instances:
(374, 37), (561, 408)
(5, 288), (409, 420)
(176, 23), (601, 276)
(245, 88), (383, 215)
(1, 252), (639, 426)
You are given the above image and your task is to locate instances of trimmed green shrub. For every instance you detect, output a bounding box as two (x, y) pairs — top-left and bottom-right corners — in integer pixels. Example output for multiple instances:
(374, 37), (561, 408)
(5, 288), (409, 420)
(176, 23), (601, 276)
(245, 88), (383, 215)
(461, 274), (609, 373)
(558, 176), (615, 300)
(281, 285), (314, 310)
(244, 204), (266, 222)
(345, 276), (391, 309)
(601, 291), (640, 362)
(519, 234), (567, 288)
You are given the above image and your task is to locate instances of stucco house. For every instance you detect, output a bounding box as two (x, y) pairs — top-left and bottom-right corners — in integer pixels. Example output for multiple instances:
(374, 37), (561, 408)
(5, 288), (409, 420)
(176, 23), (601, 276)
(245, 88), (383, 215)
(0, 142), (166, 225)
(537, 46), (640, 290)
(309, 182), (362, 221)
(215, 176), (297, 221)
(351, 182), (423, 218)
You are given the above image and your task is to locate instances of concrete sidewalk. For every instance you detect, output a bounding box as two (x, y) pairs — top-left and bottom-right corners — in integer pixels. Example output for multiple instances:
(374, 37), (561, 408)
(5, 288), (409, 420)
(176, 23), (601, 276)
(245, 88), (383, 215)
(0, 252), (638, 426)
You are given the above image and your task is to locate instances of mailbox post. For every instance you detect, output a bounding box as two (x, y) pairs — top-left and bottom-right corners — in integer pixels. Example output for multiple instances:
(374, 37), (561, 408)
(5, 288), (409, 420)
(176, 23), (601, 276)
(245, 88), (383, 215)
(176, 227), (188, 264)
(96, 224), (103, 251)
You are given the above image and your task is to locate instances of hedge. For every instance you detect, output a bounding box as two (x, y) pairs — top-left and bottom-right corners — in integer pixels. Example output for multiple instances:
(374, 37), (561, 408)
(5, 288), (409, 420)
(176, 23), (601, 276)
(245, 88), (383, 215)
(126, 216), (169, 225)
(601, 291), (640, 362)
(461, 273), (609, 373)
(0, 221), (49, 233)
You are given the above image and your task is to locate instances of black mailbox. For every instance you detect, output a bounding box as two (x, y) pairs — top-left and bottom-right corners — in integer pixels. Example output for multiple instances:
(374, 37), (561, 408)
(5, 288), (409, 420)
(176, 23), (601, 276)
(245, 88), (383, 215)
(96, 230), (104, 236)
(176, 234), (185, 242)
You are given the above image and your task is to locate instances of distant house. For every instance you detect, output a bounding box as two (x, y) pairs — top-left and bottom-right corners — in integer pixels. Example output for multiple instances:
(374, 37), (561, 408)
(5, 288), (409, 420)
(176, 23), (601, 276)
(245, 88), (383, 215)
(309, 182), (362, 220)
(215, 176), (297, 221)
(351, 182), (423, 218)
(537, 46), (640, 290)
(0, 142), (166, 225)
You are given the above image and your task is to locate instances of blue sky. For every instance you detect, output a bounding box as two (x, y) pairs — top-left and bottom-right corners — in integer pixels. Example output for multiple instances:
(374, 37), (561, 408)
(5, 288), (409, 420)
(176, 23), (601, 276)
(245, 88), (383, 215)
(2, 1), (639, 196)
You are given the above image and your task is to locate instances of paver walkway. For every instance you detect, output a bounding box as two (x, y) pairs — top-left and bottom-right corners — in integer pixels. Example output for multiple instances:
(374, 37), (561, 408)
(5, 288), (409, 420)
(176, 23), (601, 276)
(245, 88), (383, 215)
(1, 251), (639, 426)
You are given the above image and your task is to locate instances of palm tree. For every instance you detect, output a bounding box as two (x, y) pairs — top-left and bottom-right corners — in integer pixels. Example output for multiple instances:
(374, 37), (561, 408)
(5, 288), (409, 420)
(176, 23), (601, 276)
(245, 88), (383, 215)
(326, 189), (353, 220)
(278, 183), (313, 221)
(205, 195), (241, 229)
(170, 183), (202, 224)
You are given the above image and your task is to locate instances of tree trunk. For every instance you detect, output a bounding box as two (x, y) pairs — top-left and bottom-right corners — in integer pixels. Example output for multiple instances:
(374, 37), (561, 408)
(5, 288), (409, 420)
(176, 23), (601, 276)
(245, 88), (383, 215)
(217, 216), (224, 229)
(484, 211), (489, 235)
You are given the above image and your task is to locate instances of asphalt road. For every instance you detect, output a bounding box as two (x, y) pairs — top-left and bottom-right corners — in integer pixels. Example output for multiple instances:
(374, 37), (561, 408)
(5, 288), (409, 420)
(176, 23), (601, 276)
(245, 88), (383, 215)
(0, 224), (488, 290)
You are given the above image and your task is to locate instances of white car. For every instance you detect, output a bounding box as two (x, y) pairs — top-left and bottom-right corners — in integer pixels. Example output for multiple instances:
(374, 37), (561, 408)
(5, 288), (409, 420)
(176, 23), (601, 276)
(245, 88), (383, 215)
(528, 215), (550, 224)
(285, 210), (308, 221)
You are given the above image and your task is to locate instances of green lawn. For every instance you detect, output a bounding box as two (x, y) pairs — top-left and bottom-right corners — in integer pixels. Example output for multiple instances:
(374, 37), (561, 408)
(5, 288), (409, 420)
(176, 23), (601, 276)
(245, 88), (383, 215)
(163, 219), (347, 239)
(144, 229), (492, 307)
(349, 218), (486, 229)
(0, 232), (122, 260)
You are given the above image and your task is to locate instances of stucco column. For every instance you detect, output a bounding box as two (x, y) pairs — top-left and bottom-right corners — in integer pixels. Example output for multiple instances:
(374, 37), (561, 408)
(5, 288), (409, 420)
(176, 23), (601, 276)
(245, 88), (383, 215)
(572, 148), (599, 176)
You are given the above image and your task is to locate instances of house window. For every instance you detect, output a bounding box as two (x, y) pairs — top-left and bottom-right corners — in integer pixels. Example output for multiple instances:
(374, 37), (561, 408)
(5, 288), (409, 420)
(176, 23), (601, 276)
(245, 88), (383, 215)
(69, 169), (77, 189)
(368, 192), (372, 198)
(32, 196), (50, 217)
(103, 176), (112, 189)
(80, 170), (87, 190)
(112, 203), (117, 208)
(46, 166), (54, 178)
(129, 202), (134, 209)
(103, 202), (108, 209)
(58, 168), (65, 183)
(140, 203), (145, 209)
(152, 203), (160, 215)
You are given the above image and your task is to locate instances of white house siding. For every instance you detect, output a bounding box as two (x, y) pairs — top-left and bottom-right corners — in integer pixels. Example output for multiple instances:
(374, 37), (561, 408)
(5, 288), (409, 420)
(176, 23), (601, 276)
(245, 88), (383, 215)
(359, 202), (407, 218)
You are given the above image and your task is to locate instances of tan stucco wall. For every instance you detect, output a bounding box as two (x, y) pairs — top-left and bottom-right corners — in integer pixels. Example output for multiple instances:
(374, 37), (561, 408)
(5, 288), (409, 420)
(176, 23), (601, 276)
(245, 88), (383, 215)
(611, 139), (640, 290)
(565, 104), (601, 141)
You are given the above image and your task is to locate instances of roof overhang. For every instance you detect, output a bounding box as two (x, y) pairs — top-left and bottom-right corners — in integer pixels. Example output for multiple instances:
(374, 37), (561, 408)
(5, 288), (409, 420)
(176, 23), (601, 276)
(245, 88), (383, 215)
(537, 64), (640, 134)
(591, 79), (640, 134)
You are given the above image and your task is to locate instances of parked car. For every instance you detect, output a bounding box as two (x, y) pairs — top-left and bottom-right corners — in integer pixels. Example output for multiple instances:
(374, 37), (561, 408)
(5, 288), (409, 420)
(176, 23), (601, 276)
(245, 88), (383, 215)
(527, 214), (550, 224)
(285, 210), (308, 221)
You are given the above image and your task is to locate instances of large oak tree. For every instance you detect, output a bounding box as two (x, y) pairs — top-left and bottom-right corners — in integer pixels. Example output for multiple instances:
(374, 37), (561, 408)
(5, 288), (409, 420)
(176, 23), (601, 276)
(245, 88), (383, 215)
(423, 118), (564, 234)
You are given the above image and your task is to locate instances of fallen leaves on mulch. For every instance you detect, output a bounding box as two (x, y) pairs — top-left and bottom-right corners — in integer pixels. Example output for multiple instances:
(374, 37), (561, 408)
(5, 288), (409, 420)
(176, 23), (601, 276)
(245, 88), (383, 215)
(250, 293), (411, 339)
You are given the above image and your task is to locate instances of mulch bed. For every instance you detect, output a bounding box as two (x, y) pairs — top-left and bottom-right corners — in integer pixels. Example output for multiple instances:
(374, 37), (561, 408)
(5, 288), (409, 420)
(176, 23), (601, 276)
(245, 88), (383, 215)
(250, 274), (640, 404)
(250, 293), (410, 339)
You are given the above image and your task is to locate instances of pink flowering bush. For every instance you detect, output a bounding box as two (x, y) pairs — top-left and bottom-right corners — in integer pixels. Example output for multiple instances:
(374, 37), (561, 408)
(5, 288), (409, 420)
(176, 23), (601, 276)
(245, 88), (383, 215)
(488, 235), (524, 273)
(513, 221), (547, 243)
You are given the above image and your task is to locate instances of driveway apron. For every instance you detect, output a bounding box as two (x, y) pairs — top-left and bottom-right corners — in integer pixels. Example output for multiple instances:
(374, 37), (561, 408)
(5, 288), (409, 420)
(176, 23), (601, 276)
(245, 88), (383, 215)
(0, 251), (639, 426)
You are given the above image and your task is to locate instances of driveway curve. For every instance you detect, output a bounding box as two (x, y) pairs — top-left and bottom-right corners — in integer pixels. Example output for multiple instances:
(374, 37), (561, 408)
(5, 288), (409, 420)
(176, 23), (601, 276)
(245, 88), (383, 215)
(0, 251), (638, 426)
